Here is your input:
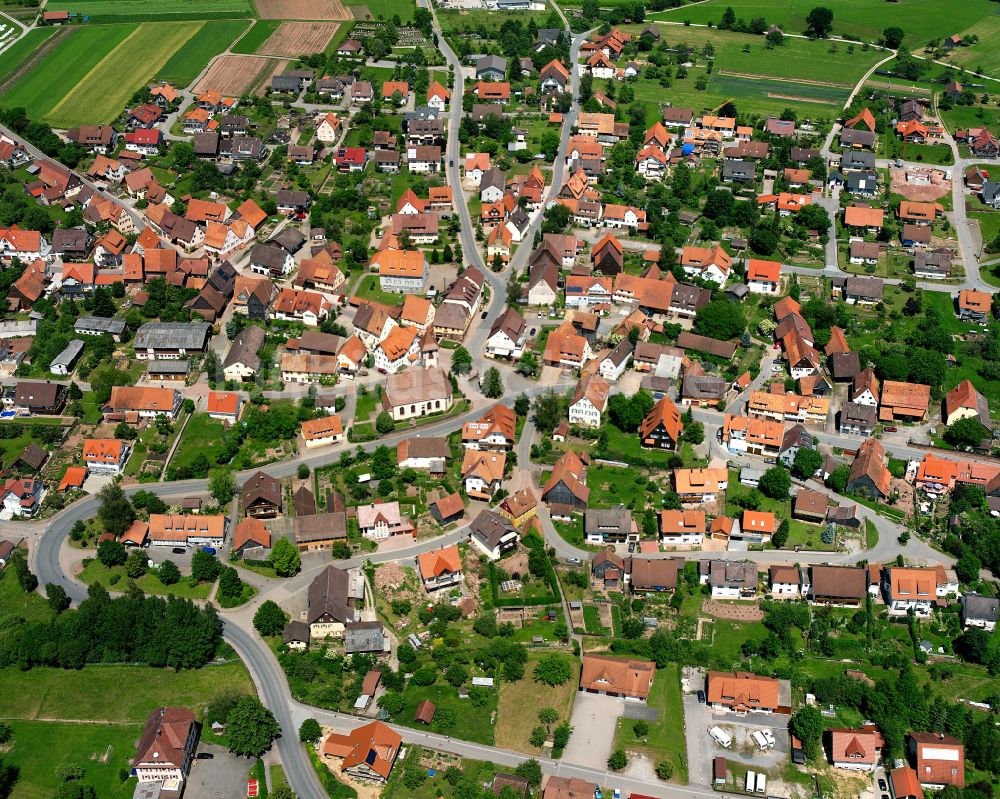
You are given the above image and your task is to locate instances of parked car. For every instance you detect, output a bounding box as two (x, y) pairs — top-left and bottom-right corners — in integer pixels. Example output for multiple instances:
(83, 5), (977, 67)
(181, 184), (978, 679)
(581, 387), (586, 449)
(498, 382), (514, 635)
(878, 781), (888, 791)
(697, 690), (706, 703)
(201, 546), (216, 555)
(481, 310), (488, 319)
(884, 426), (897, 432)
(172, 547), (186, 555)
(197, 752), (214, 760)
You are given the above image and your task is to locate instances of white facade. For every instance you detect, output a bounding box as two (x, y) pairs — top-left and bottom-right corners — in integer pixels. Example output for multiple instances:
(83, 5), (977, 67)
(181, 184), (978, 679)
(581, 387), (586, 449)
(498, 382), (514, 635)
(569, 396), (602, 428)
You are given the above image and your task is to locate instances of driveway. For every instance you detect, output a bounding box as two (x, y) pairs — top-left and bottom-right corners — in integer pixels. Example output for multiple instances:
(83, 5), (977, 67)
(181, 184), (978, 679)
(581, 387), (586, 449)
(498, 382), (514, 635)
(562, 693), (624, 768)
(683, 694), (789, 787)
(185, 742), (251, 799)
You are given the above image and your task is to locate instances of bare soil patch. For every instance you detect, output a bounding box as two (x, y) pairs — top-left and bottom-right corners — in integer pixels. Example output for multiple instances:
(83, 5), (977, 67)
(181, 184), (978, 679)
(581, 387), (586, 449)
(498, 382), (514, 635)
(889, 167), (952, 202)
(255, 0), (351, 20)
(257, 21), (339, 56)
(193, 54), (271, 95)
(702, 599), (764, 621)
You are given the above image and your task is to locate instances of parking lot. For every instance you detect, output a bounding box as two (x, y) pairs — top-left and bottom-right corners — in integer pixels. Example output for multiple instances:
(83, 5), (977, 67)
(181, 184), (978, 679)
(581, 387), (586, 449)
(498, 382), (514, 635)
(185, 742), (251, 799)
(561, 693), (624, 768)
(683, 693), (789, 786)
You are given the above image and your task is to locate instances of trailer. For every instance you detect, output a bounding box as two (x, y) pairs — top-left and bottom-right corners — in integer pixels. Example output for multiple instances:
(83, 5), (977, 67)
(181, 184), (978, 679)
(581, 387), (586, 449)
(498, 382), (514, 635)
(751, 730), (776, 750)
(746, 772), (756, 793)
(710, 725), (732, 748)
(756, 775), (767, 794)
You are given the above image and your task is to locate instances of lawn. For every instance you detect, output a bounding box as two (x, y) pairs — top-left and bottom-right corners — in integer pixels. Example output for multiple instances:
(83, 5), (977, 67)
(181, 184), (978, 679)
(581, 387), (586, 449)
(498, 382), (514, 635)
(0, 662), (252, 722)
(45, 22), (202, 127)
(0, 27), (57, 83)
(354, 386), (381, 422)
(231, 19), (282, 54)
(0, 566), (51, 624)
(649, 0), (997, 45)
(351, 0), (416, 23)
(156, 19), (250, 85)
(784, 519), (835, 551)
(2, 23), (137, 120)
(354, 274), (405, 308)
(933, 16), (1000, 79)
(618, 22), (882, 119)
(170, 412), (229, 473)
(586, 462), (646, 509)
(79, 559), (214, 600)
(598, 425), (676, 468)
(6, 721), (137, 799)
(708, 618), (769, 660)
(0, 661), (252, 799)
(398, 683), (496, 744)
(45, 0), (252, 21)
(612, 662), (688, 783)
(494, 653), (579, 753)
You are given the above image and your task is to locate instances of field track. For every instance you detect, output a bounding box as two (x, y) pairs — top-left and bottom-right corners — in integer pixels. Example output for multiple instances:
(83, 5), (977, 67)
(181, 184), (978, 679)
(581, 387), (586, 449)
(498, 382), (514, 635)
(193, 53), (272, 95)
(253, 0), (351, 20)
(257, 21), (338, 56)
(717, 69), (852, 89)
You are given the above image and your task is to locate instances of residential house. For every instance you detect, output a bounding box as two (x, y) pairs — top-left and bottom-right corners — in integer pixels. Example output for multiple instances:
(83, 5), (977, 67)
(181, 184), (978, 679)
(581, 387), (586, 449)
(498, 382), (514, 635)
(469, 509), (519, 559)
(706, 671), (781, 713)
(579, 654), (654, 701)
(569, 373), (610, 428)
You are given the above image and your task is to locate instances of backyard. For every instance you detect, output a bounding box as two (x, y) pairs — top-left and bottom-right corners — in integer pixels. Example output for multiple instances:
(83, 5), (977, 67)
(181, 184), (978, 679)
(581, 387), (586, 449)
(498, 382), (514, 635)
(494, 652), (580, 753)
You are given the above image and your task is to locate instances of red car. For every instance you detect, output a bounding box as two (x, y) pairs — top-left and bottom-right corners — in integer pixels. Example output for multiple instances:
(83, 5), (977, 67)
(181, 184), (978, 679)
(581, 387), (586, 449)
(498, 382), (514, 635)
(884, 426), (897, 432)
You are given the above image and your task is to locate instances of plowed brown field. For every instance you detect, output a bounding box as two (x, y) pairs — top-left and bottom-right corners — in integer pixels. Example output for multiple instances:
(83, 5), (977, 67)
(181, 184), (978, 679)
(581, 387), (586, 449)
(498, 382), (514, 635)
(257, 21), (339, 56)
(254, 0), (350, 20)
(193, 54), (271, 95)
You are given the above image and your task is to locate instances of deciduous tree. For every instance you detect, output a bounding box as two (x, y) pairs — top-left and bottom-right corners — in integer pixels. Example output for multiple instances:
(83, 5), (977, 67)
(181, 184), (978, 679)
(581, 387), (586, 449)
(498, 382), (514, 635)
(226, 697), (280, 758)
(269, 537), (301, 577)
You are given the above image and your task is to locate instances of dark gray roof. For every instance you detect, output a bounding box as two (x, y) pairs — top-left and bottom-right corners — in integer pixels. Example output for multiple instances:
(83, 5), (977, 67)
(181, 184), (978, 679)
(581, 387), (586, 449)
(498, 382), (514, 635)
(829, 351), (861, 380)
(224, 325), (266, 370)
(271, 75), (301, 92)
(480, 167), (506, 193)
(282, 620), (310, 645)
(147, 359), (190, 375)
(250, 243), (289, 269)
(682, 374), (727, 400)
(844, 275), (884, 300)
(192, 131), (219, 156)
(476, 54), (508, 74)
(75, 316), (126, 335)
(52, 228), (89, 253)
(276, 189), (310, 207)
(846, 170), (878, 194)
(584, 507), (632, 536)
(604, 338), (632, 367)
(840, 147), (876, 168)
(344, 620), (385, 653)
(722, 160), (755, 180)
(962, 593), (999, 622)
(469, 509), (518, 550)
(981, 181), (1000, 205)
(133, 322), (210, 351)
(267, 227), (306, 254)
(307, 565), (355, 625)
(842, 402), (877, 427)
(841, 129), (877, 148)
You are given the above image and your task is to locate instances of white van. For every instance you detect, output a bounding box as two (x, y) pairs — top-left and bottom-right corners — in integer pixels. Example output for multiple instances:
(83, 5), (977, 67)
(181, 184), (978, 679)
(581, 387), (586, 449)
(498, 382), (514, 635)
(746, 771), (756, 793)
(756, 774), (767, 794)
(709, 726), (732, 748)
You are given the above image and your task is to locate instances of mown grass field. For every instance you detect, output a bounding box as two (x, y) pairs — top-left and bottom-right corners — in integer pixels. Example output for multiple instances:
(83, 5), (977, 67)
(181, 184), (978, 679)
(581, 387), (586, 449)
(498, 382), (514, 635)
(45, 0), (252, 22)
(0, 662), (252, 799)
(0, 27), (57, 83)
(649, 0), (997, 45)
(0, 663), (252, 722)
(612, 662), (688, 783)
(351, 0), (417, 23)
(156, 19), (250, 85)
(46, 22), (200, 126)
(619, 23), (881, 119)
(494, 653), (580, 753)
(924, 16), (1000, 79)
(79, 559), (215, 600)
(230, 19), (281, 54)
(2, 23), (136, 120)
(6, 721), (137, 799)
(169, 411), (229, 473)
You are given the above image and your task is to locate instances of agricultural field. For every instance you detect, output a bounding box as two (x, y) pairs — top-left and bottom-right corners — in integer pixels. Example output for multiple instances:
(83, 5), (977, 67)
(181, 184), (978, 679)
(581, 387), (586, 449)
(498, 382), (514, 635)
(230, 19), (281, 54)
(257, 21), (339, 56)
(254, 0), (352, 20)
(351, 0), (417, 23)
(0, 26), (57, 85)
(155, 19), (250, 86)
(619, 23), (882, 120)
(193, 53), (272, 95)
(45, 0), (253, 22)
(1, 23), (137, 122)
(1, 20), (238, 125)
(649, 0), (996, 46)
(931, 17), (1000, 79)
(45, 22), (201, 127)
